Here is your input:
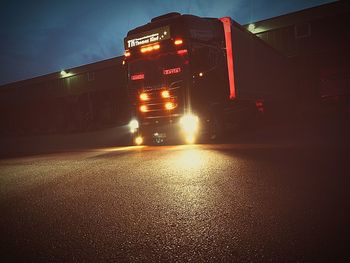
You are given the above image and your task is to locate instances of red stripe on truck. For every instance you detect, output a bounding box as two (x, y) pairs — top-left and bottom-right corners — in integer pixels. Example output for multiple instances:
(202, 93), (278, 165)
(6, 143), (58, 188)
(220, 17), (236, 100)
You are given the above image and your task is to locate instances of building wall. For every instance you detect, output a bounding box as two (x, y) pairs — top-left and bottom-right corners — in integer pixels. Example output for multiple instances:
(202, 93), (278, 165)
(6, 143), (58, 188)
(0, 57), (129, 136)
(246, 1), (350, 110)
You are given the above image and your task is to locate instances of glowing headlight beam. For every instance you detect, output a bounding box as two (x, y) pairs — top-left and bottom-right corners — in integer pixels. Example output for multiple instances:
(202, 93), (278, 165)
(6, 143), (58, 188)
(179, 114), (199, 134)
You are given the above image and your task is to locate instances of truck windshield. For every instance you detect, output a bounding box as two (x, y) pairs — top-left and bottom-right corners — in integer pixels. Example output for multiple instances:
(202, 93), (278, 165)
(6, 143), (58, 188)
(128, 53), (186, 89)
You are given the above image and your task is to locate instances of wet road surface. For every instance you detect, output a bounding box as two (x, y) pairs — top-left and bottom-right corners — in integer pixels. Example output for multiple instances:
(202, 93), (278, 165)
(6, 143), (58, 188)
(0, 143), (349, 262)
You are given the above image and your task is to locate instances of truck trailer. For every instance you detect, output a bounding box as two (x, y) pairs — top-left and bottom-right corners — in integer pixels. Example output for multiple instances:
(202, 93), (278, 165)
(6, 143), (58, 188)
(124, 12), (295, 145)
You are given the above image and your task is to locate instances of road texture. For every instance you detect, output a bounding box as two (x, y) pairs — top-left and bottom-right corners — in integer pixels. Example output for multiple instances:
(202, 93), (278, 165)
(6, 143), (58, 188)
(1, 140), (349, 262)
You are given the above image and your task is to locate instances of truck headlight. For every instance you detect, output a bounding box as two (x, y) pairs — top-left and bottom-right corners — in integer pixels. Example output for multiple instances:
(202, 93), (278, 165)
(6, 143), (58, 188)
(179, 114), (199, 135)
(129, 119), (139, 133)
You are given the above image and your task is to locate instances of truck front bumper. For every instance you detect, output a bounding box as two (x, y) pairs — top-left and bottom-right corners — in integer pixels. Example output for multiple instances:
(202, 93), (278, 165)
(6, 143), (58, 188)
(134, 114), (201, 145)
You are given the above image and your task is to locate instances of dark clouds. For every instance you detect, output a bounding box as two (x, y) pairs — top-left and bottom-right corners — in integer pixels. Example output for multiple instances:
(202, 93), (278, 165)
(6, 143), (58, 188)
(0, 0), (334, 85)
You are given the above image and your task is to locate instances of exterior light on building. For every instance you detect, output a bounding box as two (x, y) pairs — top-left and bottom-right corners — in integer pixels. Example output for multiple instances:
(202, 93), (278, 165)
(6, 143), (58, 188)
(248, 23), (255, 32)
(60, 70), (73, 78)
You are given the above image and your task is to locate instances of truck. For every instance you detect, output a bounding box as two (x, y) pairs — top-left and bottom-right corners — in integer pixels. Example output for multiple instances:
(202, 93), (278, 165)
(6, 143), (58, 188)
(124, 12), (295, 145)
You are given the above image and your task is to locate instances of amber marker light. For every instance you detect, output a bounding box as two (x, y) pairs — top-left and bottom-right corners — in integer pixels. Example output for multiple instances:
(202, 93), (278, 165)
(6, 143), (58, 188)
(174, 39), (183, 45)
(141, 47), (148, 53)
(124, 50), (131, 57)
(139, 92), (149, 101)
(161, 90), (170, 98)
(140, 105), (148, 112)
(140, 43), (160, 53)
(165, 102), (175, 110)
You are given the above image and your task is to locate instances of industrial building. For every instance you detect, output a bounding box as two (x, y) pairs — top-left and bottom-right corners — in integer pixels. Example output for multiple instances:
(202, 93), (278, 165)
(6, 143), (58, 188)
(0, 57), (128, 135)
(243, 0), (350, 107)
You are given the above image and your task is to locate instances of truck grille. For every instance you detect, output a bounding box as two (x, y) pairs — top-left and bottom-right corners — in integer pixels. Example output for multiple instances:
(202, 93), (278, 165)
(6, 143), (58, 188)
(136, 82), (182, 119)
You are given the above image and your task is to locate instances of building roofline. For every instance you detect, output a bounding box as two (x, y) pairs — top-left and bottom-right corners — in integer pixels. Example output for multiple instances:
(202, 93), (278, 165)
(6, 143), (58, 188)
(0, 56), (123, 89)
(243, 1), (348, 34)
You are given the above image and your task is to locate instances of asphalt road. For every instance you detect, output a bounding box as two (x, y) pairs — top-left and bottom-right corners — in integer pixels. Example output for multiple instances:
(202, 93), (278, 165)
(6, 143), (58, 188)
(1, 141), (349, 262)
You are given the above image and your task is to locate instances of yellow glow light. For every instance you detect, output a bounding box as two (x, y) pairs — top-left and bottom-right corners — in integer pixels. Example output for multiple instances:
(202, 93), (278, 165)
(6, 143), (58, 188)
(179, 114), (199, 134)
(165, 102), (175, 110)
(135, 136), (143, 145)
(140, 105), (148, 112)
(139, 92), (149, 101)
(174, 39), (183, 45)
(185, 134), (195, 144)
(124, 50), (131, 57)
(161, 90), (170, 98)
(140, 44), (160, 53)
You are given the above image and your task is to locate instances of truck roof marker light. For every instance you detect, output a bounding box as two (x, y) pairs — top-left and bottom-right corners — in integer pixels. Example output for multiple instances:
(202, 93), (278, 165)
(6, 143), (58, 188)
(139, 92), (149, 101)
(220, 17), (236, 100)
(140, 47), (148, 53)
(140, 105), (148, 112)
(161, 90), (170, 98)
(165, 102), (175, 110)
(174, 39), (183, 45)
(140, 43), (160, 53)
(177, 49), (188, 55)
(124, 50), (131, 57)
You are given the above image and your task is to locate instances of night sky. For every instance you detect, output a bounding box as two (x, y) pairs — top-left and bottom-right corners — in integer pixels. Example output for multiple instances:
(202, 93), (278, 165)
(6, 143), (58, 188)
(0, 0), (334, 86)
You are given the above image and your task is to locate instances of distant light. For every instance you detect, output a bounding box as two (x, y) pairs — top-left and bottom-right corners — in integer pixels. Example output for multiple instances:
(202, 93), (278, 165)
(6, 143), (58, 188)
(60, 70), (73, 78)
(199, 72), (203, 77)
(248, 23), (255, 32)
